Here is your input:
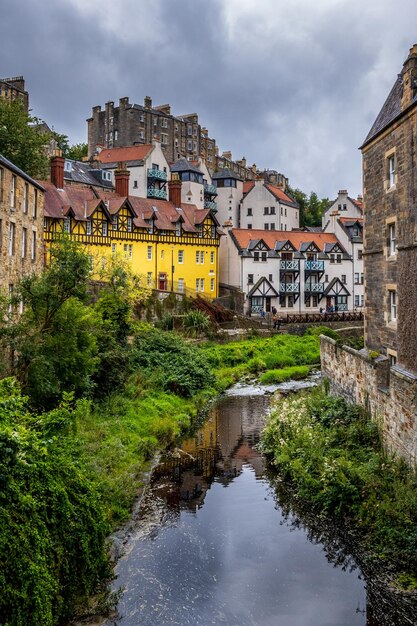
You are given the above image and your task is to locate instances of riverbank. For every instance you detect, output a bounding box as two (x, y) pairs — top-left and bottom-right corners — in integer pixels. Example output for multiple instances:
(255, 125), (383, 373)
(261, 389), (417, 606)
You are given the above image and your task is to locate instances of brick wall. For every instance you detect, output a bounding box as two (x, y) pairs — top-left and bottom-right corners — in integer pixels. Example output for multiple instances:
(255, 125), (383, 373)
(321, 335), (417, 464)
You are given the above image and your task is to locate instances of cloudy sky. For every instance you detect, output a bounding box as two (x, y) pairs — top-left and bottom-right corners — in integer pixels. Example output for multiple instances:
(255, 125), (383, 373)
(2, 0), (417, 197)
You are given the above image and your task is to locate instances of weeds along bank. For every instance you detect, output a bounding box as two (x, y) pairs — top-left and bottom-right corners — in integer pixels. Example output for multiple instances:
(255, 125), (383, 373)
(0, 316), (323, 626)
(262, 390), (417, 595)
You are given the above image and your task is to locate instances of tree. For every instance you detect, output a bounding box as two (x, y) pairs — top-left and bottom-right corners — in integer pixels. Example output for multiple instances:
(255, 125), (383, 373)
(287, 186), (330, 227)
(52, 131), (88, 161)
(0, 99), (49, 178)
(0, 238), (99, 409)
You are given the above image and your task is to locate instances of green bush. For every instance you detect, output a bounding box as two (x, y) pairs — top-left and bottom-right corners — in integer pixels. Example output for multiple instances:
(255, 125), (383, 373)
(262, 389), (417, 579)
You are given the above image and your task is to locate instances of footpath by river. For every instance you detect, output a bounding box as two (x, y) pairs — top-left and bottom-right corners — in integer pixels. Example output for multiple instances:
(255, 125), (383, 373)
(101, 378), (379, 626)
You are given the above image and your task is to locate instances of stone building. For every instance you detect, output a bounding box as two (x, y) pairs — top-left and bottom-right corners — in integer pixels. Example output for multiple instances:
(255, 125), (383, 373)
(0, 154), (44, 296)
(0, 76), (29, 112)
(87, 96), (260, 179)
(321, 45), (417, 463)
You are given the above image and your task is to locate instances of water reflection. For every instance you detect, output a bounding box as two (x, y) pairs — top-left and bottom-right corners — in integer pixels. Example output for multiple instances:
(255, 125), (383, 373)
(105, 392), (372, 626)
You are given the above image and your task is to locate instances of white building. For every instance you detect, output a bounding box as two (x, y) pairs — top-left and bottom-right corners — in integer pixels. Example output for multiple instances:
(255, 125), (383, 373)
(322, 190), (364, 309)
(239, 179), (299, 232)
(93, 141), (170, 199)
(212, 168), (244, 227)
(220, 228), (354, 315)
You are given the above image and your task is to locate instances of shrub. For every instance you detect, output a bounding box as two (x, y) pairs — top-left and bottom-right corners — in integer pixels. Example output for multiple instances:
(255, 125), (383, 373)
(182, 310), (211, 336)
(259, 366), (310, 384)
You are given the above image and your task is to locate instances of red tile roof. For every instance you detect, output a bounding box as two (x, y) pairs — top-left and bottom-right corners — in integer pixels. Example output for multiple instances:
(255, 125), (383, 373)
(95, 145), (153, 164)
(243, 181), (255, 195)
(339, 217), (363, 224)
(265, 184), (297, 206)
(231, 228), (338, 251)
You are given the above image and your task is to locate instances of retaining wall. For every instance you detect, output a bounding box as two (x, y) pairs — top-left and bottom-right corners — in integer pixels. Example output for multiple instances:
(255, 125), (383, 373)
(321, 336), (417, 464)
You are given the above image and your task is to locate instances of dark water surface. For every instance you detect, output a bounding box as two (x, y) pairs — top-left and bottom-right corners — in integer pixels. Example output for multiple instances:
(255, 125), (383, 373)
(105, 390), (369, 626)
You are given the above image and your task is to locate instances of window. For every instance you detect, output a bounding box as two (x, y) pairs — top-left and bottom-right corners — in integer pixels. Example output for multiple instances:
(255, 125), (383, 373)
(254, 251), (259, 262)
(33, 189), (38, 218)
(325, 274), (329, 282)
(388, 223), (396, 256)
(285, 208), (287, 217)
(112, 216), (118, 231)
(210, 251), (214, 263)
(264, 207), (269, 215)
(86, 220), (92, 235)
(247, 208), (252, 216)
(111, 243), (116, 256)
(360, 295), (364, 306)
(247, 223), (252, 229)
(268, 274), (273, 282)
(127, 217), (133, 232)
(196, 251), (200, 264)
(354, 273), (359, 285)
(123, 243), (133, 259)
(9, 222), (15, 256)
(176, 222), (182, 237)
(178, 250), (184, 263)
(21, 227), (27, 259)
(210, 278), (215, 291)
(31, 231), (36, 261)
(264, 223), (269, 230)
(11, 175), (16, 208)
(178, 278), (184, 293)
(343, 204), (347, 211)
(147, 245), (152, 260)
(389, 290), (396, 322)
(133, 180), (138, 189)
(195, 278), (200, 292)
(389, 353), (397, 366)
(358, 249), (363, 260)
(270, 206), (275, 215)
(330, 253), (342, 264)
(154, 117), (158, 126)
(388, 155), (395, 188)
(270, 223), (275, 230)
(24, 183), (29, 214)
(102, 222), (108, 236)
(355, 295), (360, 307)
(147, 271), (153, 285)
(248, 274), (254, 284)
(200, 278), (205, 292)
(261, 251), (267, 262)
(200, 251), (204, 264)
(312, 295), (318, 307)
(64, 218), (71, 233)
(305, 296), (311, 307)
(341, 274), (346, 284)
(161, 249), (164, 260)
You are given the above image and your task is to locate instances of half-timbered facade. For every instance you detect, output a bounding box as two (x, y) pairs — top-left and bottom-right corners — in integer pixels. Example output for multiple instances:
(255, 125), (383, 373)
(220, 227), (353, 314)
(42, 157), (222, 298)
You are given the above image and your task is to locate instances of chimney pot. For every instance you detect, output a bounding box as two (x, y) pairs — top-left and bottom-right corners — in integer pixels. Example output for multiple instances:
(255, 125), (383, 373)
(114, 165), (130, 196)
(169, 173), (182, 207)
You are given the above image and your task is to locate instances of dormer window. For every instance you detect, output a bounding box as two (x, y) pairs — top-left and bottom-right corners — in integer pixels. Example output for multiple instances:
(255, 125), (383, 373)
(127, 217), (133, 232)
(176, 221), (182, 236)
(64, 218), (71, 233)
(102, 221), (108, 237)
(102, 171), (112, 182)
(86, 220), (92, 236)
(112, 216), (118, 231)
(64, 161), (72, 172)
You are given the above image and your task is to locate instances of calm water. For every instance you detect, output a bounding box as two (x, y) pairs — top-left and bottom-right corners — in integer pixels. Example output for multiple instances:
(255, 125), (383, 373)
(104, 386), (373, 626)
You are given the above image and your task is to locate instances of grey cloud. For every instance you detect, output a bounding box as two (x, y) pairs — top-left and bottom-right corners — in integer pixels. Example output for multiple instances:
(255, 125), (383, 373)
(2, 0), (417, 197)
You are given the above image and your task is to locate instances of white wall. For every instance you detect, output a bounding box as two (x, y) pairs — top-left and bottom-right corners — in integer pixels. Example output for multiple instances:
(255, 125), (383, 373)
(240, 181), (299, 232)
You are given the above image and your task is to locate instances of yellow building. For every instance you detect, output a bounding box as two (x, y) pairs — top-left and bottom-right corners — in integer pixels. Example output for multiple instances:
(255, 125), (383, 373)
(42, 157), (221, 298)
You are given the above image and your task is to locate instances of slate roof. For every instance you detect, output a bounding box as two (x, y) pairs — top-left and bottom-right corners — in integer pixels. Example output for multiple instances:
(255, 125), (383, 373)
(171, 158), (202, 174)
(64, 160), (113, 189)
(0, 154), (44, 191)
(212, 168), (243, 181)
(363, 77), (403, 146)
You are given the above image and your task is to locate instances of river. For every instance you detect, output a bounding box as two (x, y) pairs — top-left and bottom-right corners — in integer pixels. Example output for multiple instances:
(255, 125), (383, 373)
(102, 380), (380, 626)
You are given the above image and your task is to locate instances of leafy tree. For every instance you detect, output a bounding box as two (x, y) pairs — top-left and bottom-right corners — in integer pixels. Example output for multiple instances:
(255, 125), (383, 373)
(0, 99), (50, 178)
(0, 238), (98, 409)
(67, 142), (88, 161)
(288, 186), (329, 227)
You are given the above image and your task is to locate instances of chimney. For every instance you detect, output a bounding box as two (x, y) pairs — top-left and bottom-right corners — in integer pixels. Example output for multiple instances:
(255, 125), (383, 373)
(169, 173), (182, 207)
(114, 163), (130, 196)
(338, 189), (348, 196)
(401, 44), (417, 110)
(144, 96), (152, 109)
(50, 155), (65, 189)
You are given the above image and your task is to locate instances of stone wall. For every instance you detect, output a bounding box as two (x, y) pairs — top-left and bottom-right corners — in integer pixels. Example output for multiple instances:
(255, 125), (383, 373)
(321, 335), (417, 464)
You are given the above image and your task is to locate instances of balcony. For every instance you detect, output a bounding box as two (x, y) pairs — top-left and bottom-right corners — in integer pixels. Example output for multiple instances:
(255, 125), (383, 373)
(204, 183), (217, 196)
(147, 188), (167, 199)
(147, 168), (167, 181)
(280, 260), (299, 271)
(204, 199), (217, 211)
(304, 282), (324, 293)
(305, 260), (324, 271)
(280, 282), (299, 293)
